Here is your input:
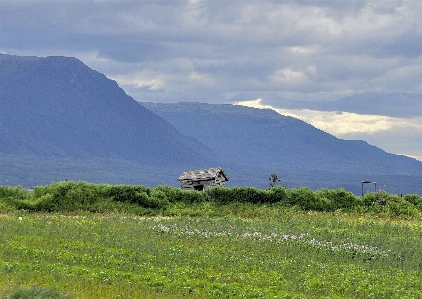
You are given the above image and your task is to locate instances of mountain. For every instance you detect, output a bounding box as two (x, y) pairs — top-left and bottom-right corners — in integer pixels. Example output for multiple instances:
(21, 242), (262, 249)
(1, 53), (421, 195)
(142, 102), (422, 194)
(0, 54), (215, 186)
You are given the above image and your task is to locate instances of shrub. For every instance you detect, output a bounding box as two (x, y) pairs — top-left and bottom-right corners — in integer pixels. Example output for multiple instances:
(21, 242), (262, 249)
(315, 188), (357, 210)
(267, 186), (290, 204)
(102, 184), (151, 203)
(2, 181), (421, 217)
(152, 185), (208, 203)
(179, 189), (209, 203)
(148, 189), (170, 209)
(231, 187), (269, 204)
(0, 186), (32, 211)
(0, 185), (31, 200)
(362, 192), (385, 207)
(32, 194), (56, 212)
(160, 187), (183, 203)
(205, 186), (271, 204)
(30, 181), (102, 212)
(387, 199), (419, 217)
(288, 187), (318, 210)
(403, 194), (422, 210)
(206, 186), (233, 204)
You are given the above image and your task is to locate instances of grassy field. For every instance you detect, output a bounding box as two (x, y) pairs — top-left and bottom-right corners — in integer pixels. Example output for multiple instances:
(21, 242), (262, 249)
(1, 205), (422, 298)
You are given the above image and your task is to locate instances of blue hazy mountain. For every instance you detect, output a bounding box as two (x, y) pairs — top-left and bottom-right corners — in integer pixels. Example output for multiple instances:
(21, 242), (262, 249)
(142, 102), (422, 194)
(1, 53), (421, 194)
(0, 54), (214, 185)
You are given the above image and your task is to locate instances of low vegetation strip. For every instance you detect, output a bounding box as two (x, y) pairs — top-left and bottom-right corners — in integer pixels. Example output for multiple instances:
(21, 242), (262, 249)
(0, 181), (421, 216)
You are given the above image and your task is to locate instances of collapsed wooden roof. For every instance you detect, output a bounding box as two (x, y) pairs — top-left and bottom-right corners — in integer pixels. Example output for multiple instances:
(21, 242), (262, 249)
(178, 167), (229, 182)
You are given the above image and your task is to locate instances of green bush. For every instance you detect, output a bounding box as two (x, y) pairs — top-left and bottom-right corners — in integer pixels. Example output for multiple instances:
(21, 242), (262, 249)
(360, 191), (420, 216)
(206, 186), (233, 204)
(0, 186), (31, 211)
(153, 185), (178, 202)
(0, 185), (31, 200)
(288, 187), (318, 210)
(387, 199), (419, 217)
(32, 194), (56, 212)
(231, 187), (269, 204)
(206, 186), (269, 204)
(403, 194), (422, 210)
(315, 188), (357, 210)
(180, 189), (209, 203)
(151, 185), (209, 204)
(147, 189), (170, 209)
(362, 192), (383, 206)
(102, 184), (151, 203)
(30, 181), (102, 212)
(267, 186), (290, 204)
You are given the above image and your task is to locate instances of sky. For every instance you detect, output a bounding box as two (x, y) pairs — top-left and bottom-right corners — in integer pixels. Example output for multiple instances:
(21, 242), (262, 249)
(1, 0), (421, 161)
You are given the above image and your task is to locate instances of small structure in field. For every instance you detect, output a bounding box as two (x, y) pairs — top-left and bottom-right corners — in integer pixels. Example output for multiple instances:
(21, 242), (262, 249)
(361, 181), (377, 196)
(178, 167), (229, 191)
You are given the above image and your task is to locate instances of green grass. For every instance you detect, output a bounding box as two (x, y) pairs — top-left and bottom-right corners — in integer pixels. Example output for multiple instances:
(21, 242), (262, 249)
(6, 285), (71, 299)
(1, 208), (422, 298)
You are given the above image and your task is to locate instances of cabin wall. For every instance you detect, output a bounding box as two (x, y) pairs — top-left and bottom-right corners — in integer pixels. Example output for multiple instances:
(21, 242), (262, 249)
(180, 178), (223, 190)
(215, 177), (226, 186)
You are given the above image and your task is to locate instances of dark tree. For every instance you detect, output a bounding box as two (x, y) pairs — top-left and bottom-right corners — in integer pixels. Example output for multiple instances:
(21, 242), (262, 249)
(267, 173), (281, 190)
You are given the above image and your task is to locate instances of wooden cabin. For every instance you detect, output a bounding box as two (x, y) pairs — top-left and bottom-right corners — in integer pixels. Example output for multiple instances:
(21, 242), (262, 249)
(178, 167), (229, 191)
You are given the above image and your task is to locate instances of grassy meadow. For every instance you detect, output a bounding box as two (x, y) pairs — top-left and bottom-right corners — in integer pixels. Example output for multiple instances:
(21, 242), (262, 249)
(1, 208), (422, 298)
(1, 182), (422, 298)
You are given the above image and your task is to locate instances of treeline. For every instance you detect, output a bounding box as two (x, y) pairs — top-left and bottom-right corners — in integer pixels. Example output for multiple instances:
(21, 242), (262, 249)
(1, 181), (421, 216)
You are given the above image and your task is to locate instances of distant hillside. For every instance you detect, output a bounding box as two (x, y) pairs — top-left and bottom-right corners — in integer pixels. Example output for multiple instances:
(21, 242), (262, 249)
(142, 102), (422, 174)
(142, 102), (422, 194)
(0, 54), (215, 185)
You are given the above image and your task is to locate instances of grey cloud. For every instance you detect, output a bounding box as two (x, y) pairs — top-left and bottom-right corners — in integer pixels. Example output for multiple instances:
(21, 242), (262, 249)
(382, 29), (422, 58)
(335, 93), (422, 118)
(2, 0), (422, 114)
(263, 92), (422, 118)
